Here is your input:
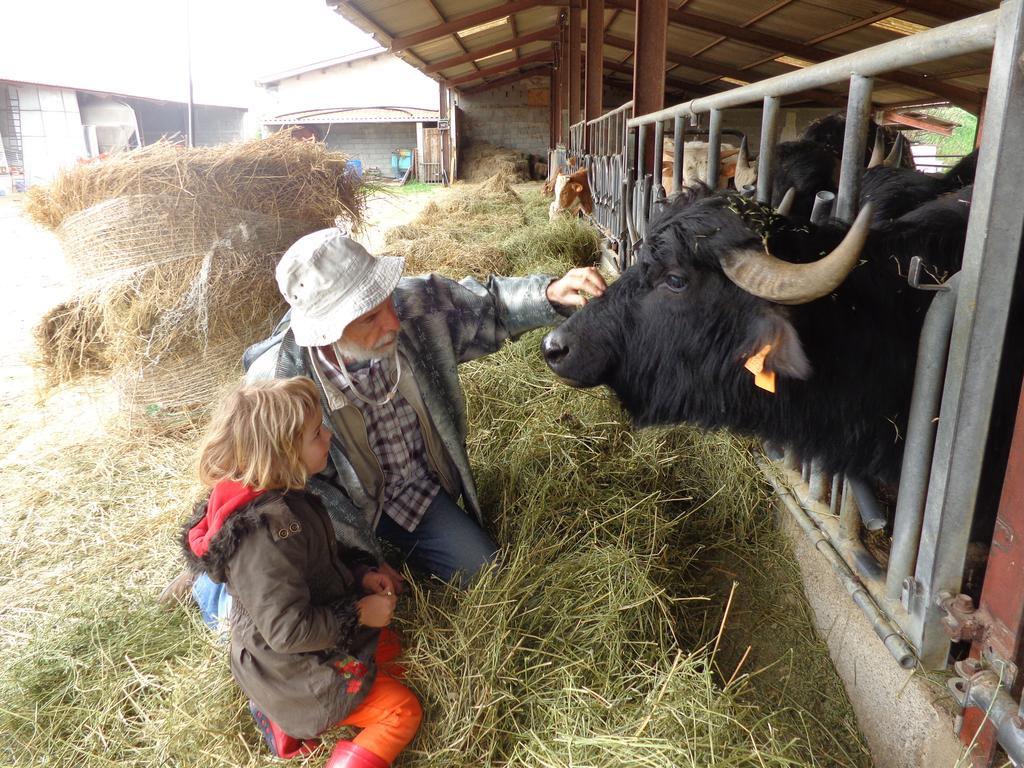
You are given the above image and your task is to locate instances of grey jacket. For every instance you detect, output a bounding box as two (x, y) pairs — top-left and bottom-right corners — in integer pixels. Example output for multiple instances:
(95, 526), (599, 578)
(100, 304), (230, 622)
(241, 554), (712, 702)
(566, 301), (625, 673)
(245, 273), (560, 556)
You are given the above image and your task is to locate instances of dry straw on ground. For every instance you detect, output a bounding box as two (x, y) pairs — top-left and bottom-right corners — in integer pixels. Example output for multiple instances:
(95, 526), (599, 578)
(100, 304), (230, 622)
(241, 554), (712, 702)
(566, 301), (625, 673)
(27, 133), (368, 413)
(0, 183), (869, 767)
(460, 141), (533, 183)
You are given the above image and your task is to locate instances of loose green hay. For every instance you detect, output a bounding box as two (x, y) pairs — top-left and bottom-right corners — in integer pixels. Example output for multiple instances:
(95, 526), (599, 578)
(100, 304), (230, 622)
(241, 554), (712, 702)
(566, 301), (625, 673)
(0, 178), (870, 767)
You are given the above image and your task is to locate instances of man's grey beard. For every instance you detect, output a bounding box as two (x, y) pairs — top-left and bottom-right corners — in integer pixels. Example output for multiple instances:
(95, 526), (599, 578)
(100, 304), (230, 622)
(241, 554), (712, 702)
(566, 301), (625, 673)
(333, 332), (397, 364)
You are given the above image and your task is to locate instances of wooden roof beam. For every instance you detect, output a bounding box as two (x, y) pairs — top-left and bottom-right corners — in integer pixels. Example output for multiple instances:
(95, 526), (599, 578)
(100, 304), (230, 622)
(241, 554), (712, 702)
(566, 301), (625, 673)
(389, 0), (555, 53)
(423, 26), (560, 73)
(449, 49), (554, 86)
(602, 0), (982, 109)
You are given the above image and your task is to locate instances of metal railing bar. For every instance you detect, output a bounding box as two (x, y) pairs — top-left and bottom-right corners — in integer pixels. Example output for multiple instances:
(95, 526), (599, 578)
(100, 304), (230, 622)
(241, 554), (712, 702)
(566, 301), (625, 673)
(706, 109), (723, 190)
(755, 96), (780, 204)
(886, 274), (960, 601)
(835, 74), (874, 223)
(627, 10), (997, 127)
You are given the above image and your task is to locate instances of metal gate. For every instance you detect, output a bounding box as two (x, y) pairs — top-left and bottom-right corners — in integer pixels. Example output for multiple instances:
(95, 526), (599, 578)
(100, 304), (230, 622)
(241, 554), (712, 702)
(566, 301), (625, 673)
(568, 3), (1024, 763)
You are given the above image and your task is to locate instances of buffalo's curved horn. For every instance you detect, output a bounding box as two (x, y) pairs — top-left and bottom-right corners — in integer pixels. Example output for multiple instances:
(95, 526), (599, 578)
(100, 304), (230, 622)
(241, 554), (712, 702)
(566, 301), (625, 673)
(720, 203), (874, 305)
(776, 187), (796, 216)
(736, 136), (751, 174)
(867, 128), (886, 168)
(884, 132), (905, 168)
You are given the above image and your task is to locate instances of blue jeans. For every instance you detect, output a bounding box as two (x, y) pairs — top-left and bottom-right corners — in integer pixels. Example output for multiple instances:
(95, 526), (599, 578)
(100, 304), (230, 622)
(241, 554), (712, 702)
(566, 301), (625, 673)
(192, 490), (496, 627)
(376, 490), (497, 588)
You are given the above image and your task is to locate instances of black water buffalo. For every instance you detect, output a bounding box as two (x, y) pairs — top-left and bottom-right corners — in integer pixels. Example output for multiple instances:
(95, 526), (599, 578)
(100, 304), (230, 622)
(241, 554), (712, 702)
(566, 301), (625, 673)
(542, 186), (972, 483)
(860, 150), (978, 223)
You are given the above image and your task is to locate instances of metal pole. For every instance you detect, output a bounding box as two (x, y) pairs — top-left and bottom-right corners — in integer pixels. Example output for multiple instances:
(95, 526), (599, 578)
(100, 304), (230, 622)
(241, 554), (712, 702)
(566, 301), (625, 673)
(627, 11), (996, 128)
(672, 115), (684, 193)
(706, 108), (722, 189)
(835, 74), (874, 223)
(632, 0), (667, 175)
(185, 0), (195, 148)
(948, 671), (1024, 764)
(809, 190), (835, 225)
(755, 95), (780, 204)
(911, 0), (1024, 669)
(765, 465), (917, 669)
(886, 276), (960, 600)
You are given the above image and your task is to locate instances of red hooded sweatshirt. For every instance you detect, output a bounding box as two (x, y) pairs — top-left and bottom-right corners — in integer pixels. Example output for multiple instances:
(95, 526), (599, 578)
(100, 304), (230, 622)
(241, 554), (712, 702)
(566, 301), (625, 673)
(188, 480), (265, 557)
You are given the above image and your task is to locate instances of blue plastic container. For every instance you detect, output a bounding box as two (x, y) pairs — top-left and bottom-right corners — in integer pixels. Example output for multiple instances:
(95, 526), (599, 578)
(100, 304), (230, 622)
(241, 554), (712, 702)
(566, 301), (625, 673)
(346, 159), (363, 177)
(391, 149), (413, 177)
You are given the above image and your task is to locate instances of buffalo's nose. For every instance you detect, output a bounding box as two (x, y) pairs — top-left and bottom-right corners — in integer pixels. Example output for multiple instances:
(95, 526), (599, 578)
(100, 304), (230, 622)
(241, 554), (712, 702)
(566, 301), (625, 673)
(542, 330), (570, 366)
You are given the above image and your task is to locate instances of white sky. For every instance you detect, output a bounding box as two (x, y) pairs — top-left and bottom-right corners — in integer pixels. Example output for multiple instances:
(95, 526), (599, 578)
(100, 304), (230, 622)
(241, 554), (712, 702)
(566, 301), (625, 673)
(3, 0), (378, 107)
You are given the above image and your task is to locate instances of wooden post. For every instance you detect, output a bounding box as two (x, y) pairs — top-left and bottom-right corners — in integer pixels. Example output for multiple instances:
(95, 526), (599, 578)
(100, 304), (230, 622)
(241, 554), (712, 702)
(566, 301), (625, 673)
(632, 0), (667, 173)
(585, 0), (604, 149)
(568, 0), (582, 128)
(559, 11), (570, 145)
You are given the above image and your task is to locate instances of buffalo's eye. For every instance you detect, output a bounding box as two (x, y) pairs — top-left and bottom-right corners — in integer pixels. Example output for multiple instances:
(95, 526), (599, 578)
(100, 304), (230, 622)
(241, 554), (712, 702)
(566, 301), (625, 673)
(662, 273), (688, 292)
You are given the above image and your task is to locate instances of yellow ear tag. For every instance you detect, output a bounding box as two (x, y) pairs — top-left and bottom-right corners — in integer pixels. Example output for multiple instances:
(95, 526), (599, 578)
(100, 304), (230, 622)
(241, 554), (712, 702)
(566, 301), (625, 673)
(743, 344), (777, 393)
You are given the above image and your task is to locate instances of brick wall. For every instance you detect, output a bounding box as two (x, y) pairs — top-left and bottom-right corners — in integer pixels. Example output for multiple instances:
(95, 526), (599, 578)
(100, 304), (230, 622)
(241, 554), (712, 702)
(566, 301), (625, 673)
(457, 74), (550, 157)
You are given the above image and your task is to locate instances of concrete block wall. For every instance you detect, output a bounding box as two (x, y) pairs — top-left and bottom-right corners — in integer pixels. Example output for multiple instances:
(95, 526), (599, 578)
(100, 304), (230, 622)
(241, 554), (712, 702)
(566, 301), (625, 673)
(457, 75), (549, 157)
(321, 122), (418, 177)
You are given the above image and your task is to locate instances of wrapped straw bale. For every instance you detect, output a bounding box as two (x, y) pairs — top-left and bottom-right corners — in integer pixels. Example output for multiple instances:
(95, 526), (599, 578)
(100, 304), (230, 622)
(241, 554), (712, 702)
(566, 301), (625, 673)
(28, 134), (368, 413)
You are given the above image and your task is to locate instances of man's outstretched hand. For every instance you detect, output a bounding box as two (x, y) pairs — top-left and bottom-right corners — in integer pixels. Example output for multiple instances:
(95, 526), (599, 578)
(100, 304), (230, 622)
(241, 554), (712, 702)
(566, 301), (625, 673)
(546, 266), (607, 309)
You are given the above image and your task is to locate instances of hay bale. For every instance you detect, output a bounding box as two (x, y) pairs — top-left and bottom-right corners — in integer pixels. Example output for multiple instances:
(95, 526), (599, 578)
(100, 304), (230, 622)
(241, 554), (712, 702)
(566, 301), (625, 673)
(32, 297), (109, 385)
(24, 132), (367, 232)
(461, 141), (531, 183)
(25, 132), (365, 397)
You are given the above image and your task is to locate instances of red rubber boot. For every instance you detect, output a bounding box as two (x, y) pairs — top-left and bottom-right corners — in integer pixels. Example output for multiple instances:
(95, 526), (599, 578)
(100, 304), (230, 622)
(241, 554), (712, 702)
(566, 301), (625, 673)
(326, 740), (390, 768)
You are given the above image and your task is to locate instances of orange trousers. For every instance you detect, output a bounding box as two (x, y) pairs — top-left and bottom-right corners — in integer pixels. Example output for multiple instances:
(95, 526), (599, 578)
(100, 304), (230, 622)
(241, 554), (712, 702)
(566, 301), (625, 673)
(335, 628), (422, 763)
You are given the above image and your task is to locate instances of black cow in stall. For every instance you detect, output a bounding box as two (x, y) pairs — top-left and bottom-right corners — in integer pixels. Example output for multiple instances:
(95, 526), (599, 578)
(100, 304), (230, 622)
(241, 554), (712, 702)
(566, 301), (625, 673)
(860, 150), (978, 223)
(541, 186), (973, 484)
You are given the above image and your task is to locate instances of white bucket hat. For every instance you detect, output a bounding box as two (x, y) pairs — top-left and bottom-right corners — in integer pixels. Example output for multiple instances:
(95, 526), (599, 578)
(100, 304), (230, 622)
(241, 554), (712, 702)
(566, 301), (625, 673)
(275, 228), (405, 347)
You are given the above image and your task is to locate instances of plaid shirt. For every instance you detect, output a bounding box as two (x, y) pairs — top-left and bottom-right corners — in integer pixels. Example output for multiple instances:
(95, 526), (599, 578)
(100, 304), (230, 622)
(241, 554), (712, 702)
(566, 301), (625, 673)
(315, 348), (440, 532)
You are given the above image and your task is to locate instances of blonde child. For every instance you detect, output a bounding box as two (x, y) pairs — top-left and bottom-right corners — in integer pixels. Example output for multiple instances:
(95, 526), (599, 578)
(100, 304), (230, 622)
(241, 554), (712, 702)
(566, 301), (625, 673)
(181, 377), (421, 768)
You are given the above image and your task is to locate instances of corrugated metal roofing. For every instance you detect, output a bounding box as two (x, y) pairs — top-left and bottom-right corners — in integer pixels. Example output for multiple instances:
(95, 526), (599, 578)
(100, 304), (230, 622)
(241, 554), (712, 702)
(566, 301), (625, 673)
(264, 106), (439, 124)
(327, 0), (998, 111)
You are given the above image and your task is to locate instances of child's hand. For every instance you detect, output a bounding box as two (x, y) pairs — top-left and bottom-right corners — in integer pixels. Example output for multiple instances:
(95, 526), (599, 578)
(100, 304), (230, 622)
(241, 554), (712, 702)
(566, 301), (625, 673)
(376, 562), (406, 594)
(357, 594), (396, 627)
(361, 568), (400, 596)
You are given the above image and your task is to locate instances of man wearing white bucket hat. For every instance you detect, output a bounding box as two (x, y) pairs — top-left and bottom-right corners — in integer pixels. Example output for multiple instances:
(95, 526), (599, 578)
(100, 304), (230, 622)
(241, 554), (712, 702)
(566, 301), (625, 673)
(190, 226), (604, 601)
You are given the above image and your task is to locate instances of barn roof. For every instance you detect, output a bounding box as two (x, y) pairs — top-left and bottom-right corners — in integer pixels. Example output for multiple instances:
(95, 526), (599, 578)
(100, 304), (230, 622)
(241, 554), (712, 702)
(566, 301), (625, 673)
(327, 0), (997, 111)
(263, 105), (439, 124)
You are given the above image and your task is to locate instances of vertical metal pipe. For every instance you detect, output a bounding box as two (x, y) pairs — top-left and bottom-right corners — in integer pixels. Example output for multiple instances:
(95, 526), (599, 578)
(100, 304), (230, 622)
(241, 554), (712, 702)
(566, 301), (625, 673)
(653, 121), (665, 194)
(672, 115), (684, 193)
(755, 95), (780, 204)
(835, 74), (874, 223)
(830, 473), (842, 517)
(839, 477), (861, 541)
(808, 459), (829, 503)
(707, 108), (723, 189)
(637, 123), (648, 191)
(810, 190), (836, 225)
(911, 0), (1024, 669)
(849, 477), (888, 532)
(886, 276), (960, 600)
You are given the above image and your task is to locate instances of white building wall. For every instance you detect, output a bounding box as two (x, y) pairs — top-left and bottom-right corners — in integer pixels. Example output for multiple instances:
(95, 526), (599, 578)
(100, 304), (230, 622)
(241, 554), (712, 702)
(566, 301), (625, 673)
(261, 54), (438, 117)
(17, 84), (87, 186)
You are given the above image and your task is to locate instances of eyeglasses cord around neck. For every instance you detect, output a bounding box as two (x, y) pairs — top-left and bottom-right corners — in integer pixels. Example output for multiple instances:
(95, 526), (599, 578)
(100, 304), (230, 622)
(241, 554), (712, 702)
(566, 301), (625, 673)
(332, 344), (402, 406)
